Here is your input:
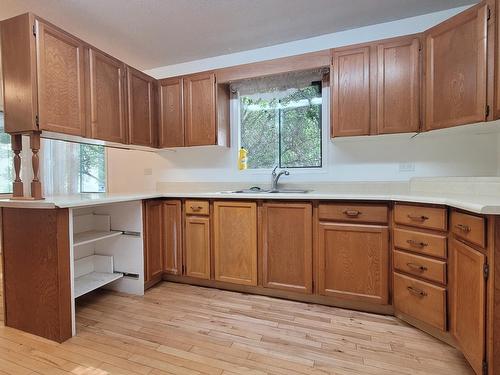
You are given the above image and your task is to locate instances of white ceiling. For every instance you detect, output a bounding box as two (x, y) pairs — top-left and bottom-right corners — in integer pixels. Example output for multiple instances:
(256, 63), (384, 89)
(1, 0), (477, 70)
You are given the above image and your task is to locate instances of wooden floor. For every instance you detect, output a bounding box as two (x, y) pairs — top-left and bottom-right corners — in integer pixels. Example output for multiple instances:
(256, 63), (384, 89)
(0, 281), (473, 375)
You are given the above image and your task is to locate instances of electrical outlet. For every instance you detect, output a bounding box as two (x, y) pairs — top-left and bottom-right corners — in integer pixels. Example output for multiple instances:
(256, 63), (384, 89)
(143, 168), (153, 176)
(399, 162), (415, 172)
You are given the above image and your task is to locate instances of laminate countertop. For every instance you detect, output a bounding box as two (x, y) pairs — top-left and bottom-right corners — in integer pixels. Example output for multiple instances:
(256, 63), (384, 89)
(1, 178), (500, 214)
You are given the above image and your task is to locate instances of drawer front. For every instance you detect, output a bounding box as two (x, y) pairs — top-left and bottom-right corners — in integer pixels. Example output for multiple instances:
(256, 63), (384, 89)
(450, 211), (485, 248)
(318, 203), (388, 223)
(393, 250), (446, 284)
(394, 204), (447, 231)
(185, 200), (210, 216)
(393, 228), (447, 259)
(394, 272), (446, 331)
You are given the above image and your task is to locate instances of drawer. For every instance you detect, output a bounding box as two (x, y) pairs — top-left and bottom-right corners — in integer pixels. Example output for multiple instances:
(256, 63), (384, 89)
(394, 272), (446, 331)
(318, 203), (388, 224)
(394, 204), (447, 231)
(450, 211), (485, 248)
(393, 228), (447, 259)
(185, 200), (210, 216)
(394, 250), (446, 284)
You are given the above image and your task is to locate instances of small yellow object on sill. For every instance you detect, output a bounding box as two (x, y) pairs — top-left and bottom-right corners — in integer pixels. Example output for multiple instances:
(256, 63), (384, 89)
(238, 147), (248, 170)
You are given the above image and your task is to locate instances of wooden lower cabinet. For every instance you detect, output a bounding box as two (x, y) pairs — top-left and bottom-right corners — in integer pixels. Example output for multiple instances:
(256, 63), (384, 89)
(318, 222), (389, 304)
(261, 202), (312, 293)
(144, 200), (163, 284)
(162, 200), (182, 275)
(184, 215), (211, 279)
(213, 201), (257, 286)
(449, 238), (486, 375)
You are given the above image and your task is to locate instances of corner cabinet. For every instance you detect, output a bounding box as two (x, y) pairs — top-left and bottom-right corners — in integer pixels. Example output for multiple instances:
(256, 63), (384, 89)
(87, 48), (127, 143)
(127, 66), (157, 147)
(213, 201), (257, 286)
(424, 3), (488, 130)
(261, 202), (313, 293)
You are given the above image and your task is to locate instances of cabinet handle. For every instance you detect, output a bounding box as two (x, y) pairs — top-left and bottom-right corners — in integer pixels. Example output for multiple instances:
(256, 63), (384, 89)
(454, 223), (471, 233)
(406, 239), (428, 248)
(191, 206), (203, 212)
(406, 262), (428, 272)
(407, 286), (427, 297)
(343, 210), (361, 217)
(407, 214), (429, 222)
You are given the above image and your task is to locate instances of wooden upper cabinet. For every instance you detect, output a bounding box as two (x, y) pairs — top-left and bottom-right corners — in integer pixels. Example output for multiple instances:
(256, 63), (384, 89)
(159, 77), (184, 147)
(213, 201), (257, 286)
(184, 216), (211, 280)
(424, 4), (488, 130)
(144, 200), (163, 284)
(376, 36), (420, 134)
(36, 20), (86, 136)
(318, 222), (389, 304)
(87, 49), (126, 143)
(331, 46), (371, 137)
(449, 238), (486, 375)
(184, 72), (217, 146)
(162, 200), (182, 275)
(261, 203), (312, 293)
(127, 66), (156, 147)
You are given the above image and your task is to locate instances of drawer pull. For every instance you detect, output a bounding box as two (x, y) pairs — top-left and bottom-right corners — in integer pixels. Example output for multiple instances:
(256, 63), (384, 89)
(407, 286), (427, 297)
(343, 210), (361, 217)
(406, 262), (428, 272)
(454, 223), (471, 233)
(407, 214), (429, 222)
(190, 206), (203, 212)
(406, 239), (428, 248)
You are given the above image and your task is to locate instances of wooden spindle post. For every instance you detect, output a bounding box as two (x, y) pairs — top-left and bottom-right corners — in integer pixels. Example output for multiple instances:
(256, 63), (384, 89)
(11, 134), (24, 198)
(30, 131), (43, 200)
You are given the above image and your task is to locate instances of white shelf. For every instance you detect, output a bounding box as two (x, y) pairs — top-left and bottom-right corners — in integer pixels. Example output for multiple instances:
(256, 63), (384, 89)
(74, 271), (123, 298)
(73, 230), (122, 247)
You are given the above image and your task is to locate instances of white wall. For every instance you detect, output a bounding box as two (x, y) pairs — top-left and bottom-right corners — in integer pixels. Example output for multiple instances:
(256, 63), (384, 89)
(109, 4), (500, 191)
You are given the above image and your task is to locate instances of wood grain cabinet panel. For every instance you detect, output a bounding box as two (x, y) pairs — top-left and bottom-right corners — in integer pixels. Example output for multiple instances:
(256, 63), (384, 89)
(87, 48), (126, 143)
(184, 216), (211, 280)
(159, 77), (184, 147)
(376, 36), (420, 134)
(393, 227), (447, 259)
(36, 20), (86, 136)
(144, 200), (163, 284)
(449, 238), (486, 375)
(393, 250), (446, 285)
(213, 201), (257, 286)
(394, 204), (447, 231)
(184, 72), (217, 146)
(162, 200), (182, 275)
(450, 210), (486, 248)
(127, 66), (156, 147)
(424, 3), (487, 130)
(261, 202), (312, 293)
(331, 46), (371, 137)
(318, 222), (389, 304)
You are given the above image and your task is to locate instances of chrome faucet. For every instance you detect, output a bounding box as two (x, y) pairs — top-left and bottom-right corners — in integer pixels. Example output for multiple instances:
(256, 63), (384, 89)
(271, 165), (290, 191)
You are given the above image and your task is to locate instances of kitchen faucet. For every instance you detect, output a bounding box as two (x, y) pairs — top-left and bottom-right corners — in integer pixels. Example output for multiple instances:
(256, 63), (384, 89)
(271, 165), (290, 191)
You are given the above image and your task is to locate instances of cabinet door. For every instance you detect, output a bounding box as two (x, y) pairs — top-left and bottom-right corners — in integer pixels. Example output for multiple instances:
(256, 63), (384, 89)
(184, 216), (211, 279)
(144, 200), (163, 283)
(331, 46), (371, 137)
(36, 20), (85, 136)
(424, 4), (487, 130)
(127, 67), (156, 147)
(88, 49), (127, 143)
(449, 238), (486, 375)
(213, 201), (257, 286)
(262, 202), (312, 293)
(162, 200), (182, 275)
(159, 77), (184, 147)
(318, 222), (389, 304)
(377, 37), (420, 134)
(184, 73), (216, 146)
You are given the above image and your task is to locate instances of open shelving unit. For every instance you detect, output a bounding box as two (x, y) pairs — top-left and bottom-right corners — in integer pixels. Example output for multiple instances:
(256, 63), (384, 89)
(74, 255), (123, 298)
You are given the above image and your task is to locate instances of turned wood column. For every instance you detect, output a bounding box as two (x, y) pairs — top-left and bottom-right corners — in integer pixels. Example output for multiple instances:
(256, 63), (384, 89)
(11, 134), (24, 198)
(30, 131), (43, 200)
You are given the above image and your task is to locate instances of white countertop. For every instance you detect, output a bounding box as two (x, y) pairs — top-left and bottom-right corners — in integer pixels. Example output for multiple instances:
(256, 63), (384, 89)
(1, 178), (500, 214)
